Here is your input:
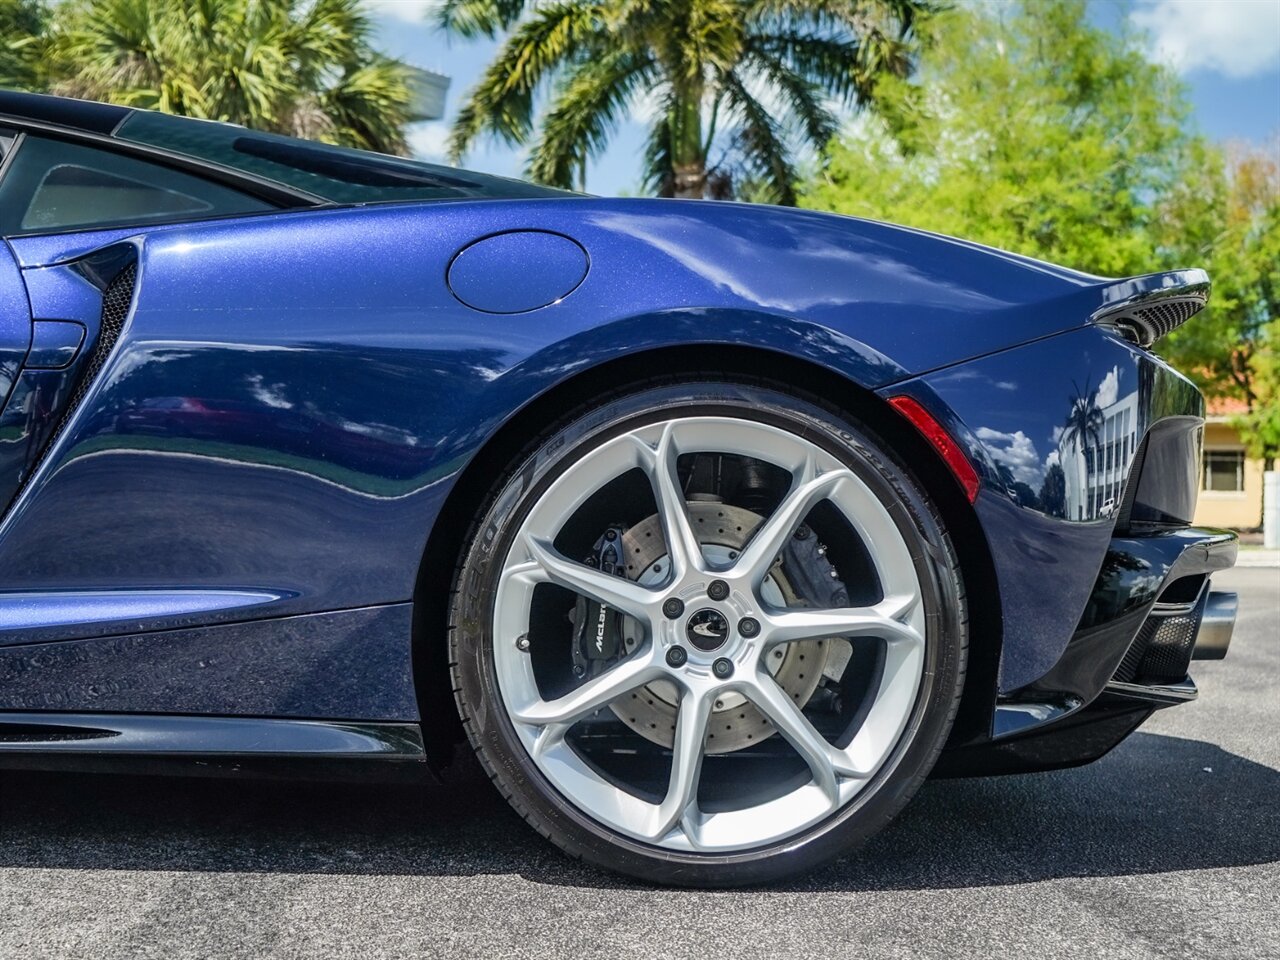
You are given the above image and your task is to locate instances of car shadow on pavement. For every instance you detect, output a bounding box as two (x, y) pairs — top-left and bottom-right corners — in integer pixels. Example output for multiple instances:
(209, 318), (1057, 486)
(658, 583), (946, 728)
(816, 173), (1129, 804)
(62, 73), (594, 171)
(0, 730), (1275, 891)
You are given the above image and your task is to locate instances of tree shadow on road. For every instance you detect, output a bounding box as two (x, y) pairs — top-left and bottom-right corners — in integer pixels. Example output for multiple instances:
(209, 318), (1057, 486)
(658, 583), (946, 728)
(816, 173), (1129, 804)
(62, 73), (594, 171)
(0, 731), (1275, 891)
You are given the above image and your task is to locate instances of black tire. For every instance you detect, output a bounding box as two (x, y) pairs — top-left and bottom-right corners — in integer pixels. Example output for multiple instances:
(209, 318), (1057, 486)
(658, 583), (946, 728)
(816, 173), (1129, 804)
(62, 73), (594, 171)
(448, 378), (968, 887)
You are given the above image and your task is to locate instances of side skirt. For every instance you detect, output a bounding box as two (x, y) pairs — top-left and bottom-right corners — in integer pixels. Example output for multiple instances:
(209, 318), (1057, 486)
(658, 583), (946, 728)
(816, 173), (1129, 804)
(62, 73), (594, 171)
(0, 712), (430, 782)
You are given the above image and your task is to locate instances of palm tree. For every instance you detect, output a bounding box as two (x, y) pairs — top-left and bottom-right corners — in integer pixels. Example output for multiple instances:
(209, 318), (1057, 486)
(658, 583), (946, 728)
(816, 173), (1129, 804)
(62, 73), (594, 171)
(1061, 379), (1105, 455)
(0, 0), (47, 91)
(45, 0), (414, 154)
(438, 0), (933, 201)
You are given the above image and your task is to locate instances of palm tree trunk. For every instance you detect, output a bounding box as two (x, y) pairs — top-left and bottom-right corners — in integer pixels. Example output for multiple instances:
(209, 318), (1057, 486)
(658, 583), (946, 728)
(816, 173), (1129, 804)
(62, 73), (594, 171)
(670, 89), (705, 199)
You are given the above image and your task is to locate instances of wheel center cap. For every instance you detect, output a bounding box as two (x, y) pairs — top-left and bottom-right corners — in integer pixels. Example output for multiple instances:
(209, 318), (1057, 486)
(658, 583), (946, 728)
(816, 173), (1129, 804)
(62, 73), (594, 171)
(686, 608), (730, 651)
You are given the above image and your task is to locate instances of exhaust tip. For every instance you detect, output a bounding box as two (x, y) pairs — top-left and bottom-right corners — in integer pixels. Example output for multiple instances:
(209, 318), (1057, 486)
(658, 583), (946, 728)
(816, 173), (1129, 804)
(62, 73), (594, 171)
(1193, 591), (1237, 661)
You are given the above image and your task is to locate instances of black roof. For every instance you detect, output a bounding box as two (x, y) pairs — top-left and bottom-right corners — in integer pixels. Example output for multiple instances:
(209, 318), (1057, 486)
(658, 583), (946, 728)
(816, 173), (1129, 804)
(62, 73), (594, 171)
(0, 89), (571, 207)
(0, 90), (130, 135)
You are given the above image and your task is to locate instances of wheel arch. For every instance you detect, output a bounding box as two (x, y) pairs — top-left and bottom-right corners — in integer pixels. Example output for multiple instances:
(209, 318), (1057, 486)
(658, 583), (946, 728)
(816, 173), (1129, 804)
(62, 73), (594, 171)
(411, 344), (1002, 767)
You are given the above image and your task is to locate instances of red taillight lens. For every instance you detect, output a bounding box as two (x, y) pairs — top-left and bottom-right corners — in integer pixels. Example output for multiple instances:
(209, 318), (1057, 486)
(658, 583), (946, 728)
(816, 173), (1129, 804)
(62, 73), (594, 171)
(887, 395), (981, 503)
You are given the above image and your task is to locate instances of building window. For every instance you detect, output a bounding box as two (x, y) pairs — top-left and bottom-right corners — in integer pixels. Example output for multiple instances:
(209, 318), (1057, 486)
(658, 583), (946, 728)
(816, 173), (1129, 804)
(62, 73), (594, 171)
(1203, 449), (1245, 492)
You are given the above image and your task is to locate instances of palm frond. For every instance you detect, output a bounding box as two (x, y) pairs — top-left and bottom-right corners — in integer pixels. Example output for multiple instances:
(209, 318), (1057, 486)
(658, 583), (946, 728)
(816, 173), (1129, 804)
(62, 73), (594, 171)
(746, 31), (863, 103)
(438, 0), (934, 201)
(448, 0), (605, 160)
(529, 49), (656, 187)
(642, 95), (676, 196)
(45, 0), (414, 150)
(317, 55), (414, 154)
(436, 0), (531, 39)
(740, 40), (838, 148)
(718, 70), (798, 204)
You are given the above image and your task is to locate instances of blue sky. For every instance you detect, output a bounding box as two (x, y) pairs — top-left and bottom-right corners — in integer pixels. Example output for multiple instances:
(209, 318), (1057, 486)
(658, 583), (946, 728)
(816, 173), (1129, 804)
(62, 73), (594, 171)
(366, 0), (1280, 194)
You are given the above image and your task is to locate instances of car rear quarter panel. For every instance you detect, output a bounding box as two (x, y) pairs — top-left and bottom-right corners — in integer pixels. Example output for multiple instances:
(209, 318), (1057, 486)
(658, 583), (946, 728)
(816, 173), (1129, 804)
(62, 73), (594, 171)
(0, 199), (1121, 718)
(889, 328), (1205, 692)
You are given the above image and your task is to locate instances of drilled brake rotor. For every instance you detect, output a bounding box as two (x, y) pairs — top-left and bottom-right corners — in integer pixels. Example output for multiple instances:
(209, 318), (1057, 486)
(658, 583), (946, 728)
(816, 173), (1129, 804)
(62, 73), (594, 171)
(609, 502), (835, 754)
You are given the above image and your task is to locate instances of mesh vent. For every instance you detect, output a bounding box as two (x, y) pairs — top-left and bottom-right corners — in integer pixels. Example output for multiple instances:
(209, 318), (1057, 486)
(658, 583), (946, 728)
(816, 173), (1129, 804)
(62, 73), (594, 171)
(14, 260), (136, 491)
(99, 262), (136, 335)
(1137, 614), (1199, 682)
(1133, 300), (1201, 339)
(1113, 586), (1206, 685)
(1100, 296), (1205, 347)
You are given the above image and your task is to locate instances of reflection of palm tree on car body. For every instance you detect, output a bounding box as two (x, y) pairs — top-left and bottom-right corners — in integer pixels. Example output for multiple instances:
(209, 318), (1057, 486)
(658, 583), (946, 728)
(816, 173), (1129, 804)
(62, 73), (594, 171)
(1059, 377), (1106, 519)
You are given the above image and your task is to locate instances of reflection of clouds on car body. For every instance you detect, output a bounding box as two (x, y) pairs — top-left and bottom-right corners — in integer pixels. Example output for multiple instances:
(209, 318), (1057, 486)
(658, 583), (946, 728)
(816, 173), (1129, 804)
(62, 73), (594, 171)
(0, 91), (1237, 888)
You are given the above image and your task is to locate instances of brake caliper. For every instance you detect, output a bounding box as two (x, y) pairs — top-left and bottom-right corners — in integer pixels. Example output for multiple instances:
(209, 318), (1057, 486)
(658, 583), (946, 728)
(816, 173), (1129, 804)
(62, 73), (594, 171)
(571, 524), (629, 678)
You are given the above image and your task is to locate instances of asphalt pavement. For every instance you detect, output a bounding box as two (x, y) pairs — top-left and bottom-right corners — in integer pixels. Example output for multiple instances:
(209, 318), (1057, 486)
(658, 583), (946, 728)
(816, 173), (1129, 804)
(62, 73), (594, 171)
(0, 566), (1276, 960)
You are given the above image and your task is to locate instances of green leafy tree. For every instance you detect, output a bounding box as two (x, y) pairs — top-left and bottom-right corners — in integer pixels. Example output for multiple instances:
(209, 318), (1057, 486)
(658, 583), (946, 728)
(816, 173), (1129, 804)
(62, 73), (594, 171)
(800, 0), (1197, 277)
(42, 0), (414, 153)
(1160, 142), (1280, 470)
(1236, 328), (1280, 471)
(0, 0), (46, 90)
(437, 0), (934, 200)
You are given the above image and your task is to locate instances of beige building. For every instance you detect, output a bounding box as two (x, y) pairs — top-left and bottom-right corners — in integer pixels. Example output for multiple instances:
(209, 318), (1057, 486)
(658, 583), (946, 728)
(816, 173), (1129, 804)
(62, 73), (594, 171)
(1193, 398), (1267, 530)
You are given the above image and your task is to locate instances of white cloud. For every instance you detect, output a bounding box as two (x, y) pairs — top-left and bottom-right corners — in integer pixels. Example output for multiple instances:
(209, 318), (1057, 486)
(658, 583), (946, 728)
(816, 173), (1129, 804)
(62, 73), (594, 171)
(975, 427), (1043, 486)
(365, 0), (434, 24)
(408, 121), (451, 160)
(1096, 366), (1123, 409)
(1131, 0), (1280, 78)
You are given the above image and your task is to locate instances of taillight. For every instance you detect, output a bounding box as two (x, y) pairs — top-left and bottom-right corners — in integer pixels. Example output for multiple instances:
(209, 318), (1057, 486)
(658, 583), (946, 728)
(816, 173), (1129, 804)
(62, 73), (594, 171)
(887, 395), (981, 503)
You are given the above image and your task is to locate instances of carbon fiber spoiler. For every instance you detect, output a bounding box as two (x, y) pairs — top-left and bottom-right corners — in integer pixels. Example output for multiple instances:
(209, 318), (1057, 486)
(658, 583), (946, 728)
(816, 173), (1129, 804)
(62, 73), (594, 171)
(1089, 269), (1210, 347)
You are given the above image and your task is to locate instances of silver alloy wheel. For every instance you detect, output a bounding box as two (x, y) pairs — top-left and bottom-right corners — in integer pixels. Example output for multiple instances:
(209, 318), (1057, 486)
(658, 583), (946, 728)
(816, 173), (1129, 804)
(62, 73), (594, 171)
(492, 416), (926, 852)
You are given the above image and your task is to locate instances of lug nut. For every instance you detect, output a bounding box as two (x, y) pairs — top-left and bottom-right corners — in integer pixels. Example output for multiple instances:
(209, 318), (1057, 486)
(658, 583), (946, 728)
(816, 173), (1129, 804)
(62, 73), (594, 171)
(712, 657), (734, 679)
(707, 579), (730, 601)
(666, 646), (688, 668)
(738, 617), (760, 638)
(663, 597), (685, 619)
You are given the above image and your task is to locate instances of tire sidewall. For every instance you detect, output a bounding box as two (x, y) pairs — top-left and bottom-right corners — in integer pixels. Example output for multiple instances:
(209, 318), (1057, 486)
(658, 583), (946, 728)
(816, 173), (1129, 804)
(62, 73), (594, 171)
(451, 380), (965, 886)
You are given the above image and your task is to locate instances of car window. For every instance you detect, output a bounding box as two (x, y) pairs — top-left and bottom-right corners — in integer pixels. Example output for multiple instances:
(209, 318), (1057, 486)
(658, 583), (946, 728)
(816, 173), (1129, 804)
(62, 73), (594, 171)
(116, 109), (574, 204)
(0, 134), (273, 237)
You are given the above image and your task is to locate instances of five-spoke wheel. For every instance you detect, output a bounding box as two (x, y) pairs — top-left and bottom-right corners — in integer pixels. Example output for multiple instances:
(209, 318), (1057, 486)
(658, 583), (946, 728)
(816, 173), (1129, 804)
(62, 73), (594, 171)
(451, 380), (966, 885)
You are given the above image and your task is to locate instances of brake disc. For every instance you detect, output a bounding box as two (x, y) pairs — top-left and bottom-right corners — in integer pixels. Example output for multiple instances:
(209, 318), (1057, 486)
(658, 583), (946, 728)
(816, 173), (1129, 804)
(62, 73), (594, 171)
(609, 502), (835, 754)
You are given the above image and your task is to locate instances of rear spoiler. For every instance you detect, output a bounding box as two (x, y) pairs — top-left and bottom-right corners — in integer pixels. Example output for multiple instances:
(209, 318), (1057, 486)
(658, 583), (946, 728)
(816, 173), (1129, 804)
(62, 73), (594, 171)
(1089, 269), (1210, 347)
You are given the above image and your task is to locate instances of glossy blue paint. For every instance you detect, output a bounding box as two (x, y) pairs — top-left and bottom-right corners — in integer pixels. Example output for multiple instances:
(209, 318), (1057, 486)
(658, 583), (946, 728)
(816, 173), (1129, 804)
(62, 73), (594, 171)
(8, 220), (224, 268)
(0, 713), (425, 757)
(20, 256), (110, 321)
(26, 320), (84, 369)
(0, 243), (31, 408)
(0, 202), (1109, 623)
(0, 589), (283, 643)
(901, 325), (1204, 691)
(447, 229), (589, 313)
(0, 248), (125, 515)
(0, 194), (1209, 738)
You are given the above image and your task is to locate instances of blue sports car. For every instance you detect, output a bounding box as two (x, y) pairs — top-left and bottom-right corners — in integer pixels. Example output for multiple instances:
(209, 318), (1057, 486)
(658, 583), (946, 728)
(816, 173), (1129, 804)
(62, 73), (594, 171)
(0, 91), (1237, 886)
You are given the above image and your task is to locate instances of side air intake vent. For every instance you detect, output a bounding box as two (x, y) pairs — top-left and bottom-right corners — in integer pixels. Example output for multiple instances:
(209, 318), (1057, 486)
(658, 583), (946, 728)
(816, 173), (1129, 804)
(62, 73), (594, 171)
(63, 262), (135, 418)
(14, 258), (136, 492)
(43, 261), (135, 454)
